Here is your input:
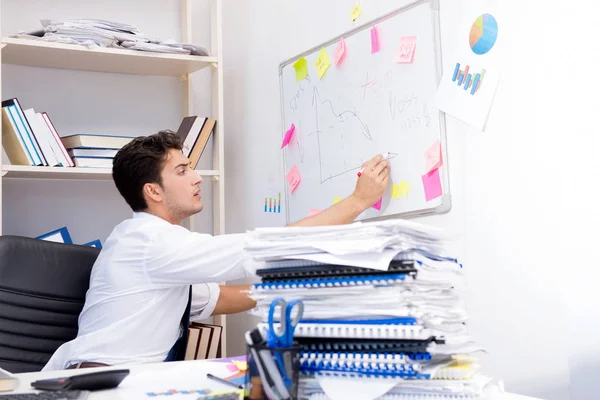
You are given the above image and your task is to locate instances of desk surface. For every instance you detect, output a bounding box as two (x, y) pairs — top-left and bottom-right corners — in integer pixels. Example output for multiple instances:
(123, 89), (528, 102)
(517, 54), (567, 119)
(3, 359), (542, 400)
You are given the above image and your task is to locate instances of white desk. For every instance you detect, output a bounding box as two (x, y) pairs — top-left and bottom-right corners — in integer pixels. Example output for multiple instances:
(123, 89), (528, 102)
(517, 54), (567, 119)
(3, 360), (543, 400)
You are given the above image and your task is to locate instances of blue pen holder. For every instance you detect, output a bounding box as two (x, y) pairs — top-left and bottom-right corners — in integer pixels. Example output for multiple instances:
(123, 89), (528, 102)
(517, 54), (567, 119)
(245, 343), (301, 400)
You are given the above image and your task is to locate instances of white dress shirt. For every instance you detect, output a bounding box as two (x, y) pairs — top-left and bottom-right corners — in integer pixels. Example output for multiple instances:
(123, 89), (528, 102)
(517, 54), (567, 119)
(43, 212), (250, 371)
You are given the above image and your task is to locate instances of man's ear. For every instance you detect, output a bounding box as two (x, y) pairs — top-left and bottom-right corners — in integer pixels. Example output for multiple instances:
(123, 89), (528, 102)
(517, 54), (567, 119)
(142, 182), (163, 204)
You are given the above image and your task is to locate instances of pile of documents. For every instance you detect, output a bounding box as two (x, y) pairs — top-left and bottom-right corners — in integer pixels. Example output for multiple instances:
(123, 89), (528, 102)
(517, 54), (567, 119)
(245, 219), (501, 399)
(10, 19), (209, 56)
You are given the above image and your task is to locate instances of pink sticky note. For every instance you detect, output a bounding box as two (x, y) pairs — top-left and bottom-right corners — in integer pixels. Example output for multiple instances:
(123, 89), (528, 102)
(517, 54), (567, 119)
(422, 169), (443, 201)
(226, 363), (239, 373)
(372, 198), (382, 211)
(394, 36), (417, 63)
(308, 208), (322, 217)
(334, 37), (347, 65)
(424, 140), (443, 173)
(370, 26), (380, 54)
(286, 164), (301, 193)
(281, 123), (295, 149)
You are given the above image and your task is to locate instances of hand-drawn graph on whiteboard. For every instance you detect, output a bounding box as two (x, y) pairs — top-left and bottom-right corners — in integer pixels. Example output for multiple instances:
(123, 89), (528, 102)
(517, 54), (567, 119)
(279, 0), (451, 224)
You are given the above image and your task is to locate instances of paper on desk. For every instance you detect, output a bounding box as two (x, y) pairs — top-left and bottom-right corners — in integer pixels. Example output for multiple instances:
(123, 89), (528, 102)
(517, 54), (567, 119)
(115, 362), (237, 400)
(288, 248), (401, 270)
(316, 375), (396, 400)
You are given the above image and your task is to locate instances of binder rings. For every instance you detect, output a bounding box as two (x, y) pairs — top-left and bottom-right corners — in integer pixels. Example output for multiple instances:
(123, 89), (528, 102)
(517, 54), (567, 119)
(299, 351), (432, 363)
(260, 322), (432, 340)
(300, 358), (428, 379)
(257, 261), (417, 280)
(253, 273), (411, 291)
(297, 338), (438, 354)
(307, 393), (479, 400)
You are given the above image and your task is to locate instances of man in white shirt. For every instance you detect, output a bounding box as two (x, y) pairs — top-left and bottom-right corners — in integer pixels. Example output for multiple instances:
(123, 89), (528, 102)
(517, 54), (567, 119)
(43, 130), (389, 371)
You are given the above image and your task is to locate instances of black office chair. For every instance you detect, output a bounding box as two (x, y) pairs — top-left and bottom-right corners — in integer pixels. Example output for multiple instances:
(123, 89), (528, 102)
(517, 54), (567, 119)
(0, 236), (100, 373)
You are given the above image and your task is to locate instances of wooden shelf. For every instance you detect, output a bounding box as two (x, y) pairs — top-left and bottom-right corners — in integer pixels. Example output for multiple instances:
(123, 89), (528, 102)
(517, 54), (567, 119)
(1, 165), (219, 180)
(0, 38), (218, 76)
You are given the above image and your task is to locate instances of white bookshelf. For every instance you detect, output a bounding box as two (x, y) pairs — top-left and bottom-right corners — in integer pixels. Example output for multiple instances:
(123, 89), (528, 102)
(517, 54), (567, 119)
(0, 0), (228, 355)
(1, 165), (220, 180)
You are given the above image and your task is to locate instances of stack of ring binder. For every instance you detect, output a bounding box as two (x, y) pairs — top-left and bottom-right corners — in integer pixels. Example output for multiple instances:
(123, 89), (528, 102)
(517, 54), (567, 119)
(245, 219), (498, 399)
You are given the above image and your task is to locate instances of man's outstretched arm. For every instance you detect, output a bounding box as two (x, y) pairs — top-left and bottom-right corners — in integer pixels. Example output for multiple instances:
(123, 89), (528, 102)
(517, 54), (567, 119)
(212, 285), (256, 315)
(288, 154), (390, 227)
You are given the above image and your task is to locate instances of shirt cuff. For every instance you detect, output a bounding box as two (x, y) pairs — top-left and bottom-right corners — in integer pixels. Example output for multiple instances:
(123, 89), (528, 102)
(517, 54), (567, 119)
(191, 283), (220, 321)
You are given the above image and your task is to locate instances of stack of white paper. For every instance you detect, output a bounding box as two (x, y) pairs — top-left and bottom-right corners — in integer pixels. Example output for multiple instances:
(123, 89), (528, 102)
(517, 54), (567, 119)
(244, 219), (499, 399)
(9, 18), (210, 56)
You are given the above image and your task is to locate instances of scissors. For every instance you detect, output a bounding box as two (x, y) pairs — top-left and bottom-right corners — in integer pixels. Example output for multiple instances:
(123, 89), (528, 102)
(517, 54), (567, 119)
(267, 297), (304, 348)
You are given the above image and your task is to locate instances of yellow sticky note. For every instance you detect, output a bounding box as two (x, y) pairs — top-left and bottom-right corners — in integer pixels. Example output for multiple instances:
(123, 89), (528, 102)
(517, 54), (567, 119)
(350, 4), (362, 21)
(314, 47), (331, 79)
(333, 196), (342, 205)
(391, 180), (411, 199)
(233, 360), (248, 372)
(293, 58), (308, 82)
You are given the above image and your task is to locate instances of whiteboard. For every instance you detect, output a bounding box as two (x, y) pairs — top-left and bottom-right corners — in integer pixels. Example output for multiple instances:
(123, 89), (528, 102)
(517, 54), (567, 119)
(279, 0), (451, 224)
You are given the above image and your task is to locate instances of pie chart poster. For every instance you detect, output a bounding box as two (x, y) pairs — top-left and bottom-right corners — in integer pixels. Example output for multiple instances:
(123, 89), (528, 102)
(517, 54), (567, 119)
(435, 8), (503, 131)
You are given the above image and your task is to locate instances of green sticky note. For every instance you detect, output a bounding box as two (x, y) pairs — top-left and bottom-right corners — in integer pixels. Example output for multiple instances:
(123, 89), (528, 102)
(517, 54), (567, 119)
(293, 58), (308, 82)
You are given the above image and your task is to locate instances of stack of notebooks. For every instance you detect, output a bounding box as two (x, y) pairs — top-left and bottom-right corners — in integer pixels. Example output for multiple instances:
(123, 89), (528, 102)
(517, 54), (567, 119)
(245, 220), (500, 400)
(1, 97), (134, 168)
(184, 322), (223, 361)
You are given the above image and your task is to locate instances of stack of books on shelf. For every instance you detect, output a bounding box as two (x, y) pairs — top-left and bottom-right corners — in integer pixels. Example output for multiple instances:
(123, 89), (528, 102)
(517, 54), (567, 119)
(175, 116), (216, 169)
(1, 97), (134, 168)
(184, 322), (223, 361)
(244, 220), (502, 400)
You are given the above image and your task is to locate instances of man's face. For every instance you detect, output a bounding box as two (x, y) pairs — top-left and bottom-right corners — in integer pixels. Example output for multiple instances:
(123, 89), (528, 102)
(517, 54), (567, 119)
(159, 149), (203, 220)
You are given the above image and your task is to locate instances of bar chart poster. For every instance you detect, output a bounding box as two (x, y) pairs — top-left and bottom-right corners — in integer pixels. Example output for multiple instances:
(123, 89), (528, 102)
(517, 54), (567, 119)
(434, 10), (502, 131)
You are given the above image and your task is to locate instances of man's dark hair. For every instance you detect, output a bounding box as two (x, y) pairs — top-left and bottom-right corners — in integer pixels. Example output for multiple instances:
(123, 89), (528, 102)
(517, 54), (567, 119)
(112, 130), (183, 211)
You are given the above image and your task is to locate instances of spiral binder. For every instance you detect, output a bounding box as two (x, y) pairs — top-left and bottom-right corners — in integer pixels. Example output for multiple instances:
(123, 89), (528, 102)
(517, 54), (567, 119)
(297, 338), (438, 354)
(300, 351), (432, 363)
(260, 321), (431, 340)
(253, 273), (411, 291)
(257, 261), (417, 281)
(308, 393), (479, 400)
(300, 357), (428, 379)
(307, 369), (431, 380)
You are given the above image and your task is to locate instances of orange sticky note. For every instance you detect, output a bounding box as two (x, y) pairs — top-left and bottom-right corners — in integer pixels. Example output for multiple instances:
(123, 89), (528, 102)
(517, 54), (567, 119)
(293, 58), (308, 81)
(394, 36), (417, 64)
(350, 4), (362, 21)
(422, 169), (442, 201)
(314, 47), (331, 79)
(372, 198), (382, 211)
(308, 208), (322, 217)
(370, 26), (380, 53)
(333, 196), (342, 205)
(286, 164), (301, 193)
(334, 37), (347, 65)
(424, 140), (443, 172)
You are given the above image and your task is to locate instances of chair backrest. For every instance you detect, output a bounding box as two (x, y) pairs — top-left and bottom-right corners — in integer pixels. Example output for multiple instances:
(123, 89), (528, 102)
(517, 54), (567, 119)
(0, 235), (100, 373)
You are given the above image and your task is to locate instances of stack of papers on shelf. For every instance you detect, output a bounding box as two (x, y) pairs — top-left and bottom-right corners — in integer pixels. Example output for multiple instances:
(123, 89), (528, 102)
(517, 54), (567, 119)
(9, 18), (210, 56)
(245, 219), (500, 399)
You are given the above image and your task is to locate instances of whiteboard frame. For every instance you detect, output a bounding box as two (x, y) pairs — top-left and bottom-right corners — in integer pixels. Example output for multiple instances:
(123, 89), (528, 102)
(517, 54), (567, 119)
(278, 0), (451, 223)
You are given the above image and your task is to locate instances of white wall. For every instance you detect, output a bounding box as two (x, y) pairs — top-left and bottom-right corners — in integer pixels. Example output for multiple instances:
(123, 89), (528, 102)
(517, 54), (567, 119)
(0, 0), (216, 241)
(222, 0), (600, 399)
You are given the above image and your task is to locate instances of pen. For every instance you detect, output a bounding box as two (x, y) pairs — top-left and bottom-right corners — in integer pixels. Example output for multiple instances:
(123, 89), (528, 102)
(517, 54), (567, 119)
(206, 373), (243, 390)
(357, 152), (391, 177)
